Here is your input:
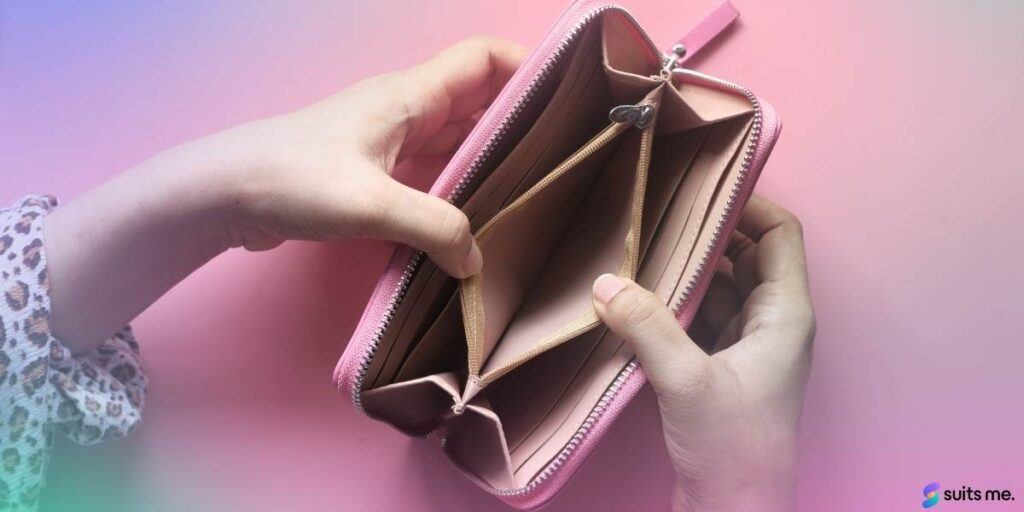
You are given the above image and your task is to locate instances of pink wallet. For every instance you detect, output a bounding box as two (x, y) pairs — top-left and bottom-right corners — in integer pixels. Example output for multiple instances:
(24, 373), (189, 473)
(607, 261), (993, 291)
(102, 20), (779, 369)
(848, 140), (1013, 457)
(334, 1), (780, 508)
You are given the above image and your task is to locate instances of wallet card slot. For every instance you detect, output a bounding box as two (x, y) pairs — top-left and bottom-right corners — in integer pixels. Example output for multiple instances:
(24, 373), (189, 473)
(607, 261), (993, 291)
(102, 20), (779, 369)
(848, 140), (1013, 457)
(364, 260), (446, 389)
(640, 121), (739, 300)
(668, 116), (755, 305)
(371, 267), (457, 388)
(639, 127), (714, 259)
(657, 116), (753, 303)
(393, 288), (466, 382)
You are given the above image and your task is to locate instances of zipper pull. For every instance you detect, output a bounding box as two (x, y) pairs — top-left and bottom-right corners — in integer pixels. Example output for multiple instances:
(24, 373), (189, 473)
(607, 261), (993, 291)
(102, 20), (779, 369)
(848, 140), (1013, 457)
(609, 103), (656, 129)
(658, 46), (684, 79)
(450, 376), (485, 416)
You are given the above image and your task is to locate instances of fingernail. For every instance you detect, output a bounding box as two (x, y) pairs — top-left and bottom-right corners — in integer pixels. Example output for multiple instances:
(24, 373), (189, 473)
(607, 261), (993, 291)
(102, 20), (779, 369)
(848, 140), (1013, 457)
(463, 242), (483, 276)
(593, 274), (627, 305)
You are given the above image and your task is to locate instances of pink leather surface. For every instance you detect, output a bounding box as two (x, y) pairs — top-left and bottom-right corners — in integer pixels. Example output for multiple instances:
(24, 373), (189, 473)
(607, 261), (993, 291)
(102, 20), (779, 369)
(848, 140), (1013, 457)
(10, 1), (1022, 511)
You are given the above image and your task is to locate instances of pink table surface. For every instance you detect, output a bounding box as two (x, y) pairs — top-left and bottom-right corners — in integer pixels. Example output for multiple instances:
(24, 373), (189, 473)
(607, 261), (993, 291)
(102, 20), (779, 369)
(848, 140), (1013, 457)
(2, 1), (1022, 511)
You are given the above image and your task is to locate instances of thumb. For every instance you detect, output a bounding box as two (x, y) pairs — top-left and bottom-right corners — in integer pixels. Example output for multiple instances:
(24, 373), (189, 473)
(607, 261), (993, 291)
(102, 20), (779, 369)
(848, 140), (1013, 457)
(363, 177), (482, 278)
(592, 274), (710, 400)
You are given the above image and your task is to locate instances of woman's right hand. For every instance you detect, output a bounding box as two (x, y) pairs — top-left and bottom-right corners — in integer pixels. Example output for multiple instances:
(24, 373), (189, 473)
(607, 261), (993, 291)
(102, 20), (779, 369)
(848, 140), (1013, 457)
(591, 195), (815, 512)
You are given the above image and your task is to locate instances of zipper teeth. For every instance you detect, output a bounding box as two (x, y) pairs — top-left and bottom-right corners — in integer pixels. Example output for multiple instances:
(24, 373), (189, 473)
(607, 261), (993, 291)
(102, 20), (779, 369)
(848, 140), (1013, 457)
(349, 3), (764, 499)
(473, 123), (627, 239)
(625, 112), (656, 276)
(479, 314), (597, 384)
(350, 251), (424, 412)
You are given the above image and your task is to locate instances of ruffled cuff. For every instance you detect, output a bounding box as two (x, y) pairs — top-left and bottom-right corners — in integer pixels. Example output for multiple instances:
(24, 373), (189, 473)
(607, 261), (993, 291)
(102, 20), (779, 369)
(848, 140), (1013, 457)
(0, 195), (147, 511)
(46, 326), (146, 443)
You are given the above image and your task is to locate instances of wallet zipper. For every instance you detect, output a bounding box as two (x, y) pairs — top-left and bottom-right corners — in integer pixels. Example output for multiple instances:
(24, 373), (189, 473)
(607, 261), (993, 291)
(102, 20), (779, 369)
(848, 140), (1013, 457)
(351, 3), (763, 498)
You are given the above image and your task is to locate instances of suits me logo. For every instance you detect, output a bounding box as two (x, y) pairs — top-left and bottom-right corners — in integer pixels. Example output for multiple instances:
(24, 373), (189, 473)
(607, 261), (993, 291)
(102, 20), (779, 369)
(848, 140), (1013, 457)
(921, 481), (1017, 507)
(923, 482), (941, 508)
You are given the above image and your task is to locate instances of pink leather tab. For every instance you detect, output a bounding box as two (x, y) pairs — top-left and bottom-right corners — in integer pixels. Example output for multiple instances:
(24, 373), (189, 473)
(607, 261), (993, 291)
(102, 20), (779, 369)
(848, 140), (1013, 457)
(674, 1), (739, 64)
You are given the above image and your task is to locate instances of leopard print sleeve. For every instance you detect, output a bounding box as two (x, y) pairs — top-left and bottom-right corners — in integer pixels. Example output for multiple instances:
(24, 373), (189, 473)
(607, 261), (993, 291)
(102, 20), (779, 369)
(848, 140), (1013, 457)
(0, 195), (147, 511)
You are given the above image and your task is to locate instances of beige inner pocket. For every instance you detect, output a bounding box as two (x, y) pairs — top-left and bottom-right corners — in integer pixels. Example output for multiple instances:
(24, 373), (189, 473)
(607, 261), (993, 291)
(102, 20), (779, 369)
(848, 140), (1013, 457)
(458, 88), (660, 406)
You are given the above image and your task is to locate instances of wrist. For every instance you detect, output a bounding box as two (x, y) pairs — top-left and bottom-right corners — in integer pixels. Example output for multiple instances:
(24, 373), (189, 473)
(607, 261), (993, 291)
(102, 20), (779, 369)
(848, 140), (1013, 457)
(44, 127), (261, 351)
(669, 435), (798, 512)
(162, 123), (276, 250)
(672, 480), (795, 512)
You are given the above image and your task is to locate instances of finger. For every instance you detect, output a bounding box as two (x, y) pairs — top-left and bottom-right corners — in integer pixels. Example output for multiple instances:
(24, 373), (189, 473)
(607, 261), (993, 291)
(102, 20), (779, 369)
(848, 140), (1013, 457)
(724, 230), (755, 263)
(726, 231), (759, 298)
(417, 119), (478, 157)
(362, 177), (482, 278)
(426, 36), (527, 115)
(711, 315), (744, 353)
(700, 271), (743, 335)
(687, 312), (717, 354)
(592, 274), (710, 400)
(736, 195), (809, 289)
(400, 36), (527, 153)
(448, 86), (492, 122)
(728, 196), (815, 359)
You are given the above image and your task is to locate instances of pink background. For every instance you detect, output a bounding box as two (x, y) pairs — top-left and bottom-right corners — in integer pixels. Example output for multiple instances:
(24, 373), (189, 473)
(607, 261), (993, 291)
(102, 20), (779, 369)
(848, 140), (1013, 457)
(2, 1), (1022, 510)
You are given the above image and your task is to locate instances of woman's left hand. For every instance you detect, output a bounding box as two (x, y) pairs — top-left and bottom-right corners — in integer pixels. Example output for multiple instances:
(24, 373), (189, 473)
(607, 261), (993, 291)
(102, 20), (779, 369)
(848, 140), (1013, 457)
(221, 36), (527, 273)
(45, 37), (526, 353)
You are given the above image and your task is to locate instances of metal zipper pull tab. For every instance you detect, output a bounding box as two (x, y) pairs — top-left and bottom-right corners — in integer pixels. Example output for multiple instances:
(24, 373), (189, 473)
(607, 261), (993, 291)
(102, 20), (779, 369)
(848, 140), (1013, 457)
(658, 44), (685, 79)
(450, 376), (485, 416)
(609, 103), (656, 129)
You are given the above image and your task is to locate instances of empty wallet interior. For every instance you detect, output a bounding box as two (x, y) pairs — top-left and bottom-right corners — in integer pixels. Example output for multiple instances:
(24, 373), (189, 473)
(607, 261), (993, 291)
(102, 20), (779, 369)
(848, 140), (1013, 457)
(358, 12), (755, 489)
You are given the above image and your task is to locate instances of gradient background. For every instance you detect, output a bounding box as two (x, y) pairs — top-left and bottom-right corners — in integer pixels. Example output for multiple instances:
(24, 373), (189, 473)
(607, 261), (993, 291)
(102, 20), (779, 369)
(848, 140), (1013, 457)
(2, 1), (1022, 511)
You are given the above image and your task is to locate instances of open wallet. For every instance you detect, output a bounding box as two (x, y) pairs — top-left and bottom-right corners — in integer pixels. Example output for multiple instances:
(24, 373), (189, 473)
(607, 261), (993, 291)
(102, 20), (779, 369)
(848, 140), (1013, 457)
(334, 1), (780, 508)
